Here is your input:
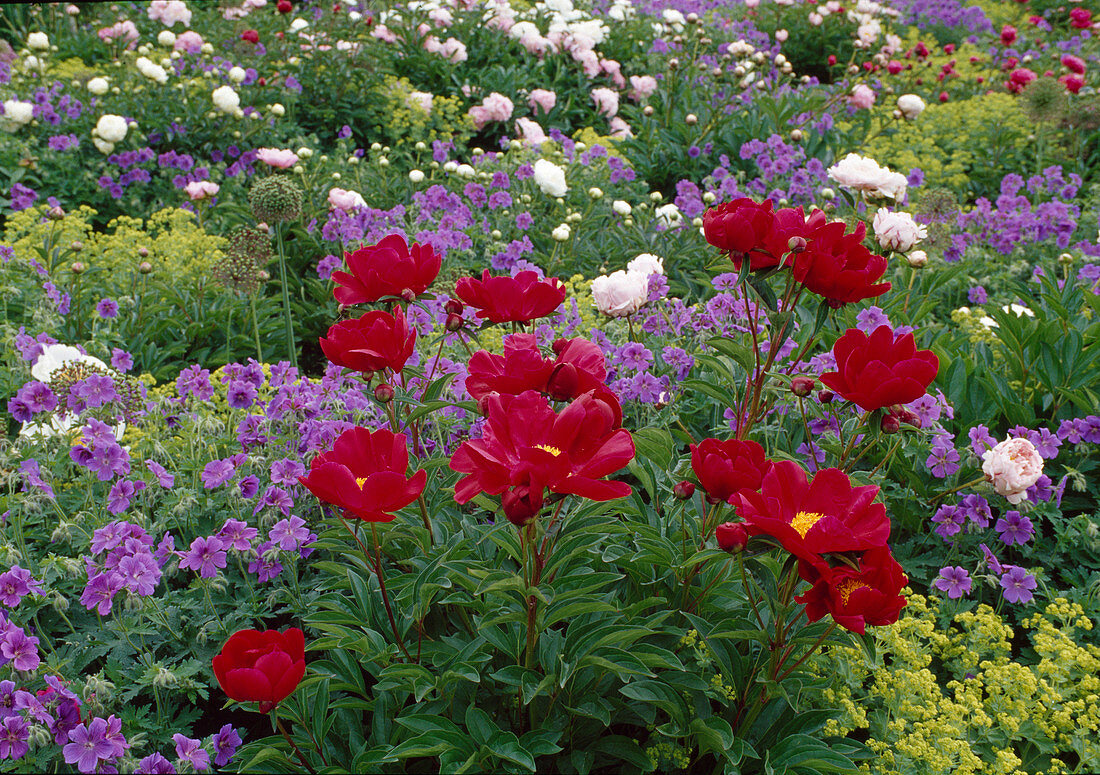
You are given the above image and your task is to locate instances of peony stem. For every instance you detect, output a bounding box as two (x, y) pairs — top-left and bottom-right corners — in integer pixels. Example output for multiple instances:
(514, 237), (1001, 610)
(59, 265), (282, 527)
(775, 621), (837, 683)
(370, 522), (412, 662)
(274, 225), (297, 369)
(274, 716), (317, 775)
(930, 474), (989, 504)
(417, 495), (435, 547)
(249, 294), (263, 362)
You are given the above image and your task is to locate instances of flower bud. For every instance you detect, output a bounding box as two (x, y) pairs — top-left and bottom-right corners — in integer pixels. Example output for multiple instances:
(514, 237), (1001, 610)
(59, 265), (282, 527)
(880, 414), (901, 434)
(715, 522), (748, 552)
(70, 240), (83, 252)
(906, 250), (928, 268)
(685, 113), (698, 125)
(138, 246), (149, 258)
(445, 312), (464, 332)
(444, 298), (464, 315)
(787, 236), (807, 253)
(790, 376), (815, 397)
(817, 389), (834, 404)
(48, 205), (65, 220)
(373, 383), (394, 402)
(669, 58), (679, 69)
(789, 129), (803, 142)
(502, 486), (542, 526)
(70, 261), (85, 274)
(643, 105), (655, 116)
(673, 480), (696, 500)
(138, 261), (153, 274)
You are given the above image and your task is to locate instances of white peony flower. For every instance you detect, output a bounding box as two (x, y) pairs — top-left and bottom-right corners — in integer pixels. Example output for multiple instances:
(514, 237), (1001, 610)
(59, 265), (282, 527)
(135, 56), (169, 84)
(157, 30), (177, 47)
(872, 209), (926, 252)
(591, 270), (650, 317)
(27, 32), (50, 50)
(896, 94), (925, 120)
(827, 153), (907, 200)
(211, 85), (240, 114)
(533, 159), (568, 197)
(655, 203), (683, 228)
(87, 77), (109, 95)
(2, 100), (35, 127)
(981, 437), (1044, 504)
(95, 113), (129, 143)
(31, 344), (109, 383)
(228, 66), (246, 83)
(612, 200), (632, 216)
(551, 223), (571, 241)
(627, 253), (664, 276)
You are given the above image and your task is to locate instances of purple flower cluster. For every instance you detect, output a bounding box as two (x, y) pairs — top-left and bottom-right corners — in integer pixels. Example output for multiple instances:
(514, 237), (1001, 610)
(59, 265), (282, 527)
(63, 715), (129, 773)
(69, 419), (130, 481)
(7, 381), (57, 422)
(0, 566), (44, 608)
(80, 521), (166, 615)
(0, 615), (40, 673)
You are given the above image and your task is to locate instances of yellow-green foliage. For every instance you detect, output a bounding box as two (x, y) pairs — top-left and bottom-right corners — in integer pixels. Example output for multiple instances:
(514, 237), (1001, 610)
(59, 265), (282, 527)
(2, 205), (226, 287)
(44, 56), (98, 83)
(863, 92), (1030, 192)
(815, 594), (1100, 775)
(373, 75), (474, 147)
(572, 127), (627, 160)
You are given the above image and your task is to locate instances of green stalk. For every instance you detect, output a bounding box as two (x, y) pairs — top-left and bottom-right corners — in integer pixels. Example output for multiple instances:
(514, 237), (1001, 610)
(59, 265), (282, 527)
(274, 225), (297, 368)
(249, 294), (263, 362)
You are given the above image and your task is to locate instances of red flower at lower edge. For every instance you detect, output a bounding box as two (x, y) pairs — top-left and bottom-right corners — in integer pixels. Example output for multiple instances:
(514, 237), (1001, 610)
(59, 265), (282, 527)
(820, 325), (939, 412)
(319, 305), (416, 375)
(212, 628), (305, 713)
(790, 220), (890, 307)
(455, 270), (566, 324)
(299, 427), (427, 521)
(332, 234), (442, 305)
(732, 461), (890, 564)
(465, 334), (608, 402)
(689, 438), (770, 502)
(450, 390), (634, 525)
(795, 546), (908, 634)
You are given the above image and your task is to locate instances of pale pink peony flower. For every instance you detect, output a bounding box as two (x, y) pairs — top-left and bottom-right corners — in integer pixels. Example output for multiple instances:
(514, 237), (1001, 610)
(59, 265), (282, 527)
(148, 0), (192, 27)
(327, 187), (366, 212)
(256, 148), (299, 169)
(575, 49), (602, 78)
(591, 270), (649, 317)
(591, 87), (619, 117)
(850, 84), (876, 110)
(468, 92), (514, 130)
(98, 20), (140, 48)
(515, 117), (548, 147)
(628, 75), (658, 101)
(982, 437), (1044, 504)
(371, 24), (399, 43)
(827, 153), (907, 200)
(609, 116), (633, 138)
(173, 30), (203, 53)
(601, 59), (626, 88)
(872, 209), (926, 252)
(528, 89), (557, 115)
(407, 91), (433, 114)
(185, 181), (219, 201)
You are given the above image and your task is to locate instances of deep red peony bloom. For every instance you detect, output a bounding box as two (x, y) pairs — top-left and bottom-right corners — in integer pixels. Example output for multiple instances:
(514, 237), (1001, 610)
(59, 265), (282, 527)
(732, 461), (890, 564)
(455, 270), (566, 324)
(464, 334), (608, 402)
(450, 390), (634, 524)
(789, 220), (890, 307)
(703, 198), (776, 268)
(240, 29), (260, 44)
(1070, 8), (1091, 29)
(299, 427), (427, 521)
(319, 305), (416, 375)
(819, 325), (939, 412)
(332, 234), (442, 305)
(212, 628), (305, 713)
(795, 545), (908, 634)
(277, 0), (293, 13)
(689, 438), (770, 502)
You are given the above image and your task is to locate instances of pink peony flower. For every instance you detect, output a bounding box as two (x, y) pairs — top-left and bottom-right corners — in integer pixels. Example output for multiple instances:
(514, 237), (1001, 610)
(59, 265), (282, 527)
(185, 181), (220, 201)
(148, 0), (192, 27)
(528, 88), (556, 115)
(173, 30), (204, 53)
(468, 92), (514, 130)
(982, 437), (1043, 504)
(98, 20), (139, 48)
(591, 87), (619, 117)
(256, 148), (299, 169)
(327, 187), (366, 212)
(1061, 54), (1085, 75)
(609, 116), (633, 139)
(850, 84), (876, 110)
(515, 117), (548, 147)
(628, 75), (658, 101)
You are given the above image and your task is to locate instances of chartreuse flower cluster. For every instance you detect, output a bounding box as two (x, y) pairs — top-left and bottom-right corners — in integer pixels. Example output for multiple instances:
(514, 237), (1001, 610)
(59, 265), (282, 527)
(812, 594), (1100, 775)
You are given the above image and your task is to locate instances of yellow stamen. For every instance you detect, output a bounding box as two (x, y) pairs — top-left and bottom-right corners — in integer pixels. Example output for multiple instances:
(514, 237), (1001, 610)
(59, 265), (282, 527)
(355, 477), (368, 489)
(535, 444), (563, 456)
(836, 579), (869, 606)
(790, 510), (826, 539)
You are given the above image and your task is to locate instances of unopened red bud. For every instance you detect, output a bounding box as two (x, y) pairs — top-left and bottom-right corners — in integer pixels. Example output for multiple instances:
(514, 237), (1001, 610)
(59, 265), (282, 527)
(477, 393), (496, 416)
(502, 487), (542, 526)
(138, 261), (153, 274)
(400, 288), (417, 302)
(444, 298), (464, 315)
(551, 338), (569, 356)
(138, 246), (149, 258)
(70, 241), (83, 252)
(673, 481), (696, 500)
(791, 376), (816, 397)
(445, 312), (464, 332)
(897, 409), (922, 428)
(70, 261), (85, 274)
(817, 389), (834, 404)
(881, 414), (901, 434)
(716, 522), (748, 552)
(373, 383), (394, 402)
(787, 236), (807, 253)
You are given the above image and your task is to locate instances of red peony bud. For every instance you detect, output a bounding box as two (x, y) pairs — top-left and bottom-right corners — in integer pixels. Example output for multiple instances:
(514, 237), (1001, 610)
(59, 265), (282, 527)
(373, 383), (395, 403)
(817, 390), (834, 404)
(880, 414), (901, 434)
(445, 313), (464, 332)
(277, 0), (293, 12)
(716, 522), (748, 552)
(791, 376), (816, 397)
(444, 298), (464, 315)
(673, 481), (696, 500)
(241, 29), (259, 44)
(502, 485), (543, 526)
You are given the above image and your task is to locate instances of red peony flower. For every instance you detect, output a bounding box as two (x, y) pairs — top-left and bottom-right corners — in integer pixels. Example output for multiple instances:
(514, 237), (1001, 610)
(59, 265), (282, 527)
(1070, 8), (1092, 29)
(703, 198), (775, 267)
(241, 29), (260, 44)
(277, 0), (293, 13)
(319, 305), (416, 375)
(819, 325), (939, 412)
(790, 219), (890, 307)
(465, 334), (609, 402)
(212, 628), (305, 713)
(455, 270), (566, 324)
(1060, 74), (1085, 94)
(450, 390), (634, 524)
(999, 24), (1017, 46)
(332, 234), (442, 305)
(299, 427), (427, 521)
(732, 461), (890, 564)
(795, 545), (908, 634)
(689, 438), (770, 502)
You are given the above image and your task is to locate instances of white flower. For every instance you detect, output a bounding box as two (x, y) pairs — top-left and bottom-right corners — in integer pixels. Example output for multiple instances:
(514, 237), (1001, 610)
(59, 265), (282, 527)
(533, 159), (568, 197)
(551, 223), (571, 241)
(211, 85), (240, 114)
(157, 30), (177, 47)
(872, 209), (926, 252)
(612, 200), (632, 216)
(95, 114), (129, 143)
(591, 270), (649, 317)
(2, 100), (35, 127)
(896, 94), (925, 120)
(31, 344), (108, 383)
(27, 32), (50, 50)
(655, 203), (683, 228)
(135, 56), (169, 84)
(289, 17), (309, 31)
(93, 137), (115, 154)
(270, 103), (285, 116)
(982, 437), (1044, 504)
(228, 66), (246, 83)
(827, 153), (907, 200)
(627, 253), (664, 276)
(87, 77), (109, 95)
(409, 169), (425, 183)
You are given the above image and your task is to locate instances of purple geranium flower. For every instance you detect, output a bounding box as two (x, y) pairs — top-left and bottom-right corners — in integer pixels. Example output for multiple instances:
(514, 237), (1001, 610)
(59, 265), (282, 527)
(96, 298), (119, 319)
(269, 516), (310, 552)
(200, 458), (236, 489)
(0, 627), (40, 672)
(217, 519), (258, 552)
(64, 717), (118, 773)
(0, 565), (45, 607)
(932, 566), (972, 599)
(146, 459), (175, 488)
(212, 724), (242, 767)
(136, 752), (177, 774)
(172, 733), (210, 772)
(995, 510), (1034, 546)
(178, 536), (228, 579)
(1000, 566), (1037, 604)
(0, 714), (29, 760)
